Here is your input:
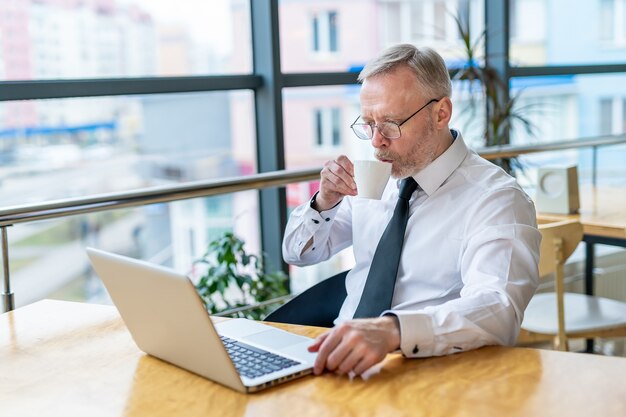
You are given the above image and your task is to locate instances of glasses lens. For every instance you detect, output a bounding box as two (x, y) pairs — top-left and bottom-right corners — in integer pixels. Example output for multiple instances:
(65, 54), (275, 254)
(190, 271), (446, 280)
(379, 122), (401, 139)
(352, 124), (372, 140)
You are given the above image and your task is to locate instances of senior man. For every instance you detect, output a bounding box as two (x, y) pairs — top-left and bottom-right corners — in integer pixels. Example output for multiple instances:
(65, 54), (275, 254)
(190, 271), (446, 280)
(282, 44), (541, 376)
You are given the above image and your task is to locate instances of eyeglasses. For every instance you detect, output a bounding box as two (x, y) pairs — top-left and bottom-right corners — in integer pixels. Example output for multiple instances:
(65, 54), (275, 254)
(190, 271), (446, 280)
(350, 98), (440, 140)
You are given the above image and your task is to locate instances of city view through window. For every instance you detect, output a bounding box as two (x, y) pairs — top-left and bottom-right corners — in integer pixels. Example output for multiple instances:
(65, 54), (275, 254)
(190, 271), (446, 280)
(1, 0), (625, 308)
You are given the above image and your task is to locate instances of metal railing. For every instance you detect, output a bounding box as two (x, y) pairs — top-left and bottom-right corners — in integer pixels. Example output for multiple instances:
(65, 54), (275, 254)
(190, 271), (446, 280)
(2, 133), (626, 312)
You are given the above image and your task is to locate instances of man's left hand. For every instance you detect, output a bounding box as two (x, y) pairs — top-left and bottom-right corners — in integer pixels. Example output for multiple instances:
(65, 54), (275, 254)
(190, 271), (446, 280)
(307, 316), (401, 376)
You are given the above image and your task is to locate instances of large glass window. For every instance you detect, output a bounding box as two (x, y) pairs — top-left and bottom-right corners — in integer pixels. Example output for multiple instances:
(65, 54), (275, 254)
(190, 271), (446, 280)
(9, 191), (260, 309)
(510, 0), (626, 66)
(4, 0), (626, 313)
(280, 0), (484, 73)
(510, 74), (626, 144)
(510, 74), (626, 186)
(0, 91), (256, 206)
(283, 86), (363, 171)
(0, 0), (252, 80)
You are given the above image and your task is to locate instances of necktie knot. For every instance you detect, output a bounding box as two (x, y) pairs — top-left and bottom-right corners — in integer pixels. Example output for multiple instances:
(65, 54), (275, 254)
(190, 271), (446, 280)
(398, 177), (418, 200)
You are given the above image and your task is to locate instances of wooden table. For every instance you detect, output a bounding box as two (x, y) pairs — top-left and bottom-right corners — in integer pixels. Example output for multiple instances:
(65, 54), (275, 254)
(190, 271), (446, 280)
(2, 300), (626, 417)
(537, 185), (626, 295)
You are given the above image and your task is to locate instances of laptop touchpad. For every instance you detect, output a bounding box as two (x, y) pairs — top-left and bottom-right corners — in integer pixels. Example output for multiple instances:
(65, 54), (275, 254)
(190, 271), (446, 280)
(244, 329), (309, 350)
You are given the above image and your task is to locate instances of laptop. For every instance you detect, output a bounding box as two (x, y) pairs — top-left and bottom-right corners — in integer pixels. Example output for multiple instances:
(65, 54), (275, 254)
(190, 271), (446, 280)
(86, 247), (316, 393)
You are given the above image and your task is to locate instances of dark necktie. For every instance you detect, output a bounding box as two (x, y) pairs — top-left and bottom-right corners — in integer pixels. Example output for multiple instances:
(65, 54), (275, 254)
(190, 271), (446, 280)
(353, 177), (418, 318)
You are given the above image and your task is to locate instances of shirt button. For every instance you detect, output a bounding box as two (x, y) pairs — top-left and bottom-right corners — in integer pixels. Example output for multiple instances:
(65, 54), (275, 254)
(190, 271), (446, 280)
(312, 219), (319, 224)
(325, 218), (330, 222)
(412, 345), (419, 354)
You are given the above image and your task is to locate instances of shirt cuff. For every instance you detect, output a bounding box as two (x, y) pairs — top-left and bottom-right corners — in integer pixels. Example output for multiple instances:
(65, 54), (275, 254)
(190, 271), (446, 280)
(293, 192), (343, 255)
(383, 310), (435, 358)
(306, 191), (342, 222)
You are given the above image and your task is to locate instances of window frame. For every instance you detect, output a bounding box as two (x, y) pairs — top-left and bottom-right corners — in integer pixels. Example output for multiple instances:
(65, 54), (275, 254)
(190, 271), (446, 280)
(2, 0), (626, 274)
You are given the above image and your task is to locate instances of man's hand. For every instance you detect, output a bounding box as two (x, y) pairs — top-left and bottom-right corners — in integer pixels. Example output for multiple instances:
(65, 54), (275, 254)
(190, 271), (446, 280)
(307, 316), (401, 376)
(314, 155), (357, 211)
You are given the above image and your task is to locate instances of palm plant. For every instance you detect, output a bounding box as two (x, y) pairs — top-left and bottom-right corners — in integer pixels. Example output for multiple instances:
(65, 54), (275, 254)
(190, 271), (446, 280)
(451, 9), (539, 174)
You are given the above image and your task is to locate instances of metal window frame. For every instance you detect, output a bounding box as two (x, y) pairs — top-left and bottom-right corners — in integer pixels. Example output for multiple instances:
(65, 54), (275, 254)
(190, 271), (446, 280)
(1, 0), (626, 279)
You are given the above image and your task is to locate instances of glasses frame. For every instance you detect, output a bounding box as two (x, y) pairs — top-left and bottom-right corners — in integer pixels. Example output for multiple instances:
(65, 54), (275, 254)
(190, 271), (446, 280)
(350, 98), (441, 140)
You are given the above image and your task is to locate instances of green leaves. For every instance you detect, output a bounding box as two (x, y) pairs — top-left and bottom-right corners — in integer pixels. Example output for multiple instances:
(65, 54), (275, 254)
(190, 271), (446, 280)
(450, 7), (542, 174)
(193, 231), (289, 320)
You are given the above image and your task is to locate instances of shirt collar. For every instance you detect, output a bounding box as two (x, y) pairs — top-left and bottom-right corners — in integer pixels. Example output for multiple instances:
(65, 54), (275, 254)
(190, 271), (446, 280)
(408, 129), (469, 196)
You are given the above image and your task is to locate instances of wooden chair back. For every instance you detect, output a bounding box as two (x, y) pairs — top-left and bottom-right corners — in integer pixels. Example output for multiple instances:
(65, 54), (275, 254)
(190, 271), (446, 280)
(537, 219), (584, 278)
(536, 219), (584, 350)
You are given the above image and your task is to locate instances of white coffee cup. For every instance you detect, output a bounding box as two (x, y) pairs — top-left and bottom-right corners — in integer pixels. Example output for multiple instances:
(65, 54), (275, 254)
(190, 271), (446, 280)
(353, 160), (392, 199)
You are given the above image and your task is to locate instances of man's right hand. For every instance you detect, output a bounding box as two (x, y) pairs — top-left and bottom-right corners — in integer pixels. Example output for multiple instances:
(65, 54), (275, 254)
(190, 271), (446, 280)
(314, 155), (357, 211)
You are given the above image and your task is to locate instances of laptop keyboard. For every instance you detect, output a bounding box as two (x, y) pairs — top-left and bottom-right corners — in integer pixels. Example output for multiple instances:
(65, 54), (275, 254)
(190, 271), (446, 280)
(220, 336), (302, 379)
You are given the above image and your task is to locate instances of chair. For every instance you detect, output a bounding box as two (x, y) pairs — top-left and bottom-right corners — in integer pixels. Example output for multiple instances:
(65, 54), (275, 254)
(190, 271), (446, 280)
(519, 220), (626, 351)
(264, 270), (349, 327)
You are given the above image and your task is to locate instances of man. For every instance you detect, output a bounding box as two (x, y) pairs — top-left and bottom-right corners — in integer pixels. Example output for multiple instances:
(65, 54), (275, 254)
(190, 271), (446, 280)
(282, 44), (541, 377)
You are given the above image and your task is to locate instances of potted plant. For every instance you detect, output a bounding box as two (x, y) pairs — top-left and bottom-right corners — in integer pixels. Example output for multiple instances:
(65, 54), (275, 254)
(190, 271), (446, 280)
(451, 9), (540, 174)
(193, 232), (289, 320)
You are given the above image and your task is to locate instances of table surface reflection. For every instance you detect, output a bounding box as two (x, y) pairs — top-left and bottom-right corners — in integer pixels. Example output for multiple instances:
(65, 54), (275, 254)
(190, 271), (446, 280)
(2, 300), (626, 417)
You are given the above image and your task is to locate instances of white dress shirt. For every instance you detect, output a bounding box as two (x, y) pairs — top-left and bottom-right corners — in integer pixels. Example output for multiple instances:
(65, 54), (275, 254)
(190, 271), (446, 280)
(282, 130), (541, 358)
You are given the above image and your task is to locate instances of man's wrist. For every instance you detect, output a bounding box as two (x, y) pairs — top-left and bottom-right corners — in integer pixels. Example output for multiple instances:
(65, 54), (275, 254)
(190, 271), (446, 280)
(310, 191), (342, 212)
(379, 315), (401, 352)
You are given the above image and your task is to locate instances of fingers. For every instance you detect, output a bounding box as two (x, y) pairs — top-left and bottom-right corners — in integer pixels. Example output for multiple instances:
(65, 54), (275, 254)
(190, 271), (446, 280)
(309, 320), (387, 375)
(318, 156), (357, 204)
(307, 332), (329, 352)
(309, 319), (396, 377)
(335, 155), (355, 177)
(313, 328), (343, 375)
(353, 351), (383, 375)
(325, 331), (358, 373)
(332, 155), (357, 191)
(335, 344), (366, 375)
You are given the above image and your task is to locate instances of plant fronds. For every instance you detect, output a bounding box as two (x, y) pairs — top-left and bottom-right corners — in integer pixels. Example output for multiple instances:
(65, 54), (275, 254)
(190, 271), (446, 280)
(193, 232), (289, 320)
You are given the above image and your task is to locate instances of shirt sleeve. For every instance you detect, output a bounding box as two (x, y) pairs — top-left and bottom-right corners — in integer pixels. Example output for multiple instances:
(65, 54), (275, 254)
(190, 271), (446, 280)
(385, 187), (541, 358)
(282, 194), (354, 266)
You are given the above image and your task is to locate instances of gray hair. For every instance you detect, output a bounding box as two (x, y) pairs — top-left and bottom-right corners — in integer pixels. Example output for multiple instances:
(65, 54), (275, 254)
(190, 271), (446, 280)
(358, 44), (451, 99)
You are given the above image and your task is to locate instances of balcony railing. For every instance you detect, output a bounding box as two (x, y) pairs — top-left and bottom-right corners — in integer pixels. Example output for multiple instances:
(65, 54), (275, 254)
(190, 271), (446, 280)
(2, 133), (626, 312)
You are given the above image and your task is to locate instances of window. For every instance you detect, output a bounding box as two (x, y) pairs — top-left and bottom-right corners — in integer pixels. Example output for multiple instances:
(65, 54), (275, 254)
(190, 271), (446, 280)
(12, 191), (260, 307)
(509, 0), (547, 66)
(599, 96), (626, 135)
(384, 0), (472, 44)
(281, 0), (484, 73)
(312, 10), (339, 53)
(510, 0), (546, 42)
(0, 91), (257, 206)
(511, 0), (626, 66)
(600, 0), (626, 44)
(283, 86), (369, 170)
(4, 0), (626, 312)
(623, 98), (626, 132)
(600, 0), (616, 41)
(314, 107), (341, 148)
(600, 98), (614, 135)
(506, 74), (626, 186)
(378, 0), (484, 65)
(0, 0), (252, 81)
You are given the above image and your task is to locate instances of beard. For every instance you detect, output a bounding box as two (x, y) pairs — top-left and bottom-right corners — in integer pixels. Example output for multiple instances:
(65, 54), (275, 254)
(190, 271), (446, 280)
(375, 117), (437, 178)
